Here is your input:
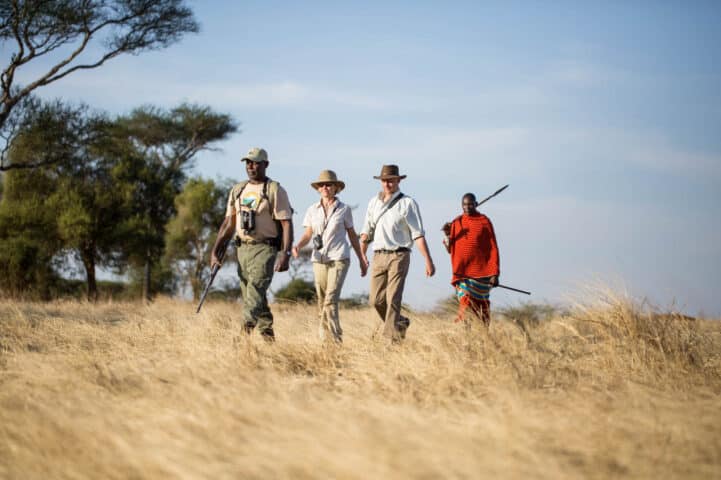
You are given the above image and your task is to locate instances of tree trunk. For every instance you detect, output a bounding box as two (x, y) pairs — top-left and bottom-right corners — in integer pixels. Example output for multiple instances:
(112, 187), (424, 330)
(143, 255), (152, 303)
(81, 247), (98, 302)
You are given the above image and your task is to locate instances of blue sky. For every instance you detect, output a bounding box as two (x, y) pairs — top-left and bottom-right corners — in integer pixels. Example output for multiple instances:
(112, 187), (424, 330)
(13, 1), (721, 315)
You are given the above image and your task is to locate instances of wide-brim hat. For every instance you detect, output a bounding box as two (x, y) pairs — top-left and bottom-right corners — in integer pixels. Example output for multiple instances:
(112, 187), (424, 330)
(241, 147), (268, 163)
(373, 164), (406, 180)
(311, 169), (345, 192)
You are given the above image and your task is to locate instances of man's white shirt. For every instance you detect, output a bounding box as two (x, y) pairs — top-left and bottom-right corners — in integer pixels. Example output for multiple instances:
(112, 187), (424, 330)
(361, 191), (425, 250)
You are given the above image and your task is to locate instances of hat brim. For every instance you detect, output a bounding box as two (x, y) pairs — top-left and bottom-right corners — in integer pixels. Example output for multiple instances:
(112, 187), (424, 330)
(373, 174), (406, 180)
(311, 181), (345, 192)
(242, 157), (266, 163)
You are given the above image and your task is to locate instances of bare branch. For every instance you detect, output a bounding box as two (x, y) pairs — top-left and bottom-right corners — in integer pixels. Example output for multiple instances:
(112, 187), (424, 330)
(0, 0), (198, 169)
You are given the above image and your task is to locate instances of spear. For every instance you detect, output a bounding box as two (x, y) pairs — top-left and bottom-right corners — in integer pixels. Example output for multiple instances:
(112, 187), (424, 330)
(476, 184), (508, 207)
(489, 283), (531, 295)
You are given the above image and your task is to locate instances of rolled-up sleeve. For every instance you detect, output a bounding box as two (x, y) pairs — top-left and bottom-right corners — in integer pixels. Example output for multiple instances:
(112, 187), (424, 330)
(273, 186), (293, 220)
(360, 198), (375, 236)
(404, 198), (425, 240)
(343, 206), (354, 229)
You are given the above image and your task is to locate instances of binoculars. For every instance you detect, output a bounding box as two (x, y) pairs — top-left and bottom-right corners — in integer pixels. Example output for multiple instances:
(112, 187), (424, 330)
(312, 234), (323, 250)
(241, 209), (255, 234)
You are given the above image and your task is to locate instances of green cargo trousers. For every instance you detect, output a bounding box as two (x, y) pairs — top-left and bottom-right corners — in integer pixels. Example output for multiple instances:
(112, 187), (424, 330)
(237, 242), (277, 339)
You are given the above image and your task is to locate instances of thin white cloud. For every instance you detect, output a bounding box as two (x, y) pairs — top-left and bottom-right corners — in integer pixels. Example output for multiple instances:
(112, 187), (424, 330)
(18, 64), (390, 111)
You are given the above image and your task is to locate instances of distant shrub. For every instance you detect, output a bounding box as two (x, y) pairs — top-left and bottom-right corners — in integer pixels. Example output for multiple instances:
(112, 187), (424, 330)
(274, 279), (316, 304)
(339, 293), (369, 309)
(52, 279), (135, 301)
(498, 302), (559, 326)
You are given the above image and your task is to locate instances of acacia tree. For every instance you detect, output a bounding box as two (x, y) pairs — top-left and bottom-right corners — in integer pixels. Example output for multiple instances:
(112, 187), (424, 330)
(50, 113), (132, 301)
(116, 104), (238, 301)
(163, 177), (229, 300)
(0, 0), (199, 171)
(0, 100), (131, 299)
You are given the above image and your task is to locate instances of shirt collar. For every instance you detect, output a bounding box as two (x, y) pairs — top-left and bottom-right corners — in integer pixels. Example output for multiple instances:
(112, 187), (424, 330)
(315, 198), (341, 209)
(377, 190), (403, 203)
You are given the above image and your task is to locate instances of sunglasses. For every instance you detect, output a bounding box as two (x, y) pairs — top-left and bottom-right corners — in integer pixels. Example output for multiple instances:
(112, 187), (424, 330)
(318, 183), (335, 188)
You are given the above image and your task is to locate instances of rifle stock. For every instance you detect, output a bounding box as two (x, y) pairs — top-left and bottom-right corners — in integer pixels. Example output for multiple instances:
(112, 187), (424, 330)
(196, 237), (231, 314)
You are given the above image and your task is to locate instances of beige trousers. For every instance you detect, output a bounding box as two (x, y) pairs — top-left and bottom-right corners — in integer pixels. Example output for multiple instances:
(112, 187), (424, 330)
(369, 250), (411, 341)
(313, 259), (350, 342)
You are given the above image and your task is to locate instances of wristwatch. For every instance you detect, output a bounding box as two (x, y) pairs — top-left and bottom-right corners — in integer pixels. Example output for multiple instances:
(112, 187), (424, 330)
(284, 250), (292, 256)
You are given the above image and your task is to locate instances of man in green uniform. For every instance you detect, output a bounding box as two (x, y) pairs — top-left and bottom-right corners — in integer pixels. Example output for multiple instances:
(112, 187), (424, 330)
(211, 147), (293, 341)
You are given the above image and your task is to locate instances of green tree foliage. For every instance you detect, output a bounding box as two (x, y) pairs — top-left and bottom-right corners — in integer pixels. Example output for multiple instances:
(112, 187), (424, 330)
(0, 100), (237, 301)
(0, 0), (199, 170)
(0, 165), (63, 298)
(163, 177), (229, 300)
(114, 104), (238, 300)
(0, 101), (131, 299)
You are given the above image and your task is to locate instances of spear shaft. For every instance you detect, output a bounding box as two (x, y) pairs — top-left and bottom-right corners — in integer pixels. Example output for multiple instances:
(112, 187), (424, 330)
(476, 184), (509, 207)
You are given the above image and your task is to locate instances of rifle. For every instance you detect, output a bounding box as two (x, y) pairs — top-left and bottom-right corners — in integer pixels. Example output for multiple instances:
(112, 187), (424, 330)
(196, 236), (232, 314)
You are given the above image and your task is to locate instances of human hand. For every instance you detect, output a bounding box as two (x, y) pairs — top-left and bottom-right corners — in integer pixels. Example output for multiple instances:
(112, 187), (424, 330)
(210, 252), (222, 269)
(489, 275), (499, 287)
(441, 222), (451, 235)
(291, 245), (299, 258)
(275, 253), (290, 272)
(426, 261), (435, 277)
(359, 255), (369, 277)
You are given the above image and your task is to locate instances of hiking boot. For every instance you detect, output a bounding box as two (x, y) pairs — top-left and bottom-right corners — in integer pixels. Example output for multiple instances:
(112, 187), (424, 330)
(260, 328), (275, 343)
(243, 322), (255, 335)
(398, 315), (410, 340)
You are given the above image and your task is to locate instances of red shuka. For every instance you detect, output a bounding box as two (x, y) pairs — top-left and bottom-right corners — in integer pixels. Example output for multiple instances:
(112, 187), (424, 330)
(449, 213), (500, 285)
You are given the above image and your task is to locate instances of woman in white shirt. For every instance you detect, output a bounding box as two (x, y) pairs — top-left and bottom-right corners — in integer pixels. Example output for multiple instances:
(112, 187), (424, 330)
(292, 170), (368, 343)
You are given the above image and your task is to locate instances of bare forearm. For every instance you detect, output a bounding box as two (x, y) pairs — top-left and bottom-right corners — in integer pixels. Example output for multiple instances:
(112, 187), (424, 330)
(415, 236), (436, 276)
(211, 216), (235, 266)
(360, 233), (370, 256)
(415, 236), (433, 262)
(348, 229), (363, 258)
(280, 220), (293, 252)
(295, 227), (313, 249)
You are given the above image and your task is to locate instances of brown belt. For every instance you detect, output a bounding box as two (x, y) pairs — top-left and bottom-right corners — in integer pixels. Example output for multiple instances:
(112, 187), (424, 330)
(374, 247), (410, 254)
(235, 237), (280, 248)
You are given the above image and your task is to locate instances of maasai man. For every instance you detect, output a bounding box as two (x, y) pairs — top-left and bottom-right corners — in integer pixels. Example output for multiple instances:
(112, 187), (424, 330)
(442, 193), (500, 327)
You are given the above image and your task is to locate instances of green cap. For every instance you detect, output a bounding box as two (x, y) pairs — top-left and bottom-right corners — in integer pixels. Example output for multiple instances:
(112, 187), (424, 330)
(242, 147), (268, 163)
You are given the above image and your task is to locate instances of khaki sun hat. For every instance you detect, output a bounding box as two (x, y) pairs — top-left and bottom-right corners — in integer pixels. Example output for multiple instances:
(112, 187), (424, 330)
(373, 164), (407, 180)
(311, 170), (345, 192)
(241, 147), (268, 163)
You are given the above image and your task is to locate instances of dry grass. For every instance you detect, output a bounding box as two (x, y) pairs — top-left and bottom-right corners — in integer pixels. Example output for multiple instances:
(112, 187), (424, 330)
(1, 292), (720, 479)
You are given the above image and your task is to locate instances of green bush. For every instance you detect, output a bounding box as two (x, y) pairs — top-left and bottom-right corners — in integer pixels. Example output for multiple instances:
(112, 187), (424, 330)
(274, 279), (316, 304)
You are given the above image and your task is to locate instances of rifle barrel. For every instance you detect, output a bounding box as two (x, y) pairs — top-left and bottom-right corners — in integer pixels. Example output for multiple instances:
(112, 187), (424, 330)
(195, 264), (220, 313)
(195, 237), (231, 314)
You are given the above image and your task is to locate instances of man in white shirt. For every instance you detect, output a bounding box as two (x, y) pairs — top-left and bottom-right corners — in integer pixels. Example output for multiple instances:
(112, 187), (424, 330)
(360, 165), (436, 342)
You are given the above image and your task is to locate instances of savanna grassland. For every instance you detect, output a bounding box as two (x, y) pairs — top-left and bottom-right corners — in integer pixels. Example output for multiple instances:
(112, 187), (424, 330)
(1, 295), (720, 479)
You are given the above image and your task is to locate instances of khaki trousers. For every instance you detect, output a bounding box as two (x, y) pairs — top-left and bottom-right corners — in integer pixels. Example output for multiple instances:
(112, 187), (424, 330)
(313, 259), (350, 342)
(369, 250), (411, 341)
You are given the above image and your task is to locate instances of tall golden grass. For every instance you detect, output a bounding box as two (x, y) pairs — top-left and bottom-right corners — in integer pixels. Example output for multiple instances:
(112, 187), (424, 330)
(1, 292), (720, 479)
